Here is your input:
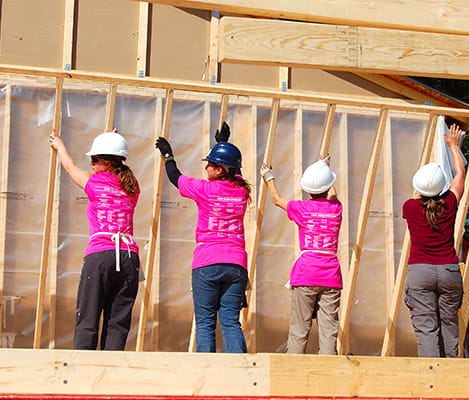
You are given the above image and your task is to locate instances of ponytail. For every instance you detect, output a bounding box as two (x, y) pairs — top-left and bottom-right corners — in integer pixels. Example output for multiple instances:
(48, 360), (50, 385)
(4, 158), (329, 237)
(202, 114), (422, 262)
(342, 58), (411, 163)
(100, 155), (139, 196)
(419, 195), (447, 232)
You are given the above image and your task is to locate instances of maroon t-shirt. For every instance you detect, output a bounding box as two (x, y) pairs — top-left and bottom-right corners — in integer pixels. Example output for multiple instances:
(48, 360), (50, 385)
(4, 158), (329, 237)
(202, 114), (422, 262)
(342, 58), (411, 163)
(403, 190), (458, 265)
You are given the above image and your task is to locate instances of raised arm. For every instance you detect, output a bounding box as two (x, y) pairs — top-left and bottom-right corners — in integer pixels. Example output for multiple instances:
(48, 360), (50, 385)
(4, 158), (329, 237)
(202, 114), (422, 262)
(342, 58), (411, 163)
(155, 137), (181, 188)
(49, 129), (91, 189)
(446, 123), (465, 201)
(260, 163), (289, 211)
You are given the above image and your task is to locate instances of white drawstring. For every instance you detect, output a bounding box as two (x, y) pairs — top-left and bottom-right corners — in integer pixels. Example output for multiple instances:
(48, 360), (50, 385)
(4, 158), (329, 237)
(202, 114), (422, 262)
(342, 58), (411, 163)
(90, 232), (133, 272)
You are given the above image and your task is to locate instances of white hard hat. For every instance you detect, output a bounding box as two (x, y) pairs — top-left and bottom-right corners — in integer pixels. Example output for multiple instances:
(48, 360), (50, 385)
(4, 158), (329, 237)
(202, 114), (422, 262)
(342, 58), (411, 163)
(301, 160), (336, 194)
(412, 162), (446, 197)
(85, 131), (129, 158)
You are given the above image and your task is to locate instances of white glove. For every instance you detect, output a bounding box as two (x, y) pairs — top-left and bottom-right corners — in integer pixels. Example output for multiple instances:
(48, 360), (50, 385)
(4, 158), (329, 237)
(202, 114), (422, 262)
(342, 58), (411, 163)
(260, 163), (275, 182)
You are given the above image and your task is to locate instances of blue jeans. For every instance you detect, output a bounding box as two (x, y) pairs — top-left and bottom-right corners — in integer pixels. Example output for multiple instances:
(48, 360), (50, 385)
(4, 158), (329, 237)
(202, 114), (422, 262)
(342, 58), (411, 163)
(192, 263), (248, 353)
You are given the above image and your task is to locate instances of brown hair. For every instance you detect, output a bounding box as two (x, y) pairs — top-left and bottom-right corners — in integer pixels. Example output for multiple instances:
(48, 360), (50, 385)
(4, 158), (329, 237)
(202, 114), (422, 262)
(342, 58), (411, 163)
(99, 155), (139, 196)
(217, 165), (252, 203)
(419, 195), (447, 232)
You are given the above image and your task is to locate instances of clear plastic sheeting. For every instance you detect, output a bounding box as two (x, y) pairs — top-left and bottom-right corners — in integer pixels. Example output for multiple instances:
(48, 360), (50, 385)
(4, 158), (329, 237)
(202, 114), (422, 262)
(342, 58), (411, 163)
(0, 80), (435, 355)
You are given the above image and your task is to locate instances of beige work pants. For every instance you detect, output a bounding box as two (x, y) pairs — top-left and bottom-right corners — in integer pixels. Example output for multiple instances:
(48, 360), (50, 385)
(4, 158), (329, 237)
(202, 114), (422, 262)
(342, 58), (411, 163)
(286, 285), (341, 355)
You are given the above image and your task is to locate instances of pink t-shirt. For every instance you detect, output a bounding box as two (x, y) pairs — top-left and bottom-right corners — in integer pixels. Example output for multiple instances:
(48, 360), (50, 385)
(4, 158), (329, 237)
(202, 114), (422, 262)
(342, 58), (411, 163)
(84, 171), (139, 257)
(178, 175), (248, 270)
(287, 198), (343, 288)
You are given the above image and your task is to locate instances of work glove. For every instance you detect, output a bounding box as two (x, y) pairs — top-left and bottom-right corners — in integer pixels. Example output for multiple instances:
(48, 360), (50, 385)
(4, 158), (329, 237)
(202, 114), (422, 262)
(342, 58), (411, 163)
(215, 121), (231, 143)
(260, 163), (275, 182)
(155, 137), (173, 159)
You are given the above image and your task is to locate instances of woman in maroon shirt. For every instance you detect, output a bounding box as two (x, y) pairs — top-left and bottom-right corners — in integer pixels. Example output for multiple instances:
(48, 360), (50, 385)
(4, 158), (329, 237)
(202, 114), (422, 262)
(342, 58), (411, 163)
(403, 123), (465, 357)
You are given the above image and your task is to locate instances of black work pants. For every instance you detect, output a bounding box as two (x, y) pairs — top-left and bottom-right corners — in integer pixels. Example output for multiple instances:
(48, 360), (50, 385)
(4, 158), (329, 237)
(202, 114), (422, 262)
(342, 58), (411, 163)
(73, 250), (139, 351)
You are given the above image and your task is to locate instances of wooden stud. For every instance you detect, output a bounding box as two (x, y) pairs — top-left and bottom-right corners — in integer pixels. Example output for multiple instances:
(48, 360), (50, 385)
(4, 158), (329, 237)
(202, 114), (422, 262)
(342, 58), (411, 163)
(147, 97), (163, 352)
(319, 104), (336, 157)
(133, 0), (469, 36)
(188, 101), (212, 353)
(242, 98), (280, 351)
(293, 109), (303, 206)
(383, 116), (395, 355)
(337, 108), (388, 354)
(381, 113), (438, 356)
(459, 255), (469, 355)
(33, 77), (64, 349)
(454, 171), (469, 252)
(105, 83), (117, 131)
(293, 108), (303, 275)
(137, 2), (150, 77)
(208, 11), (220, 84)
(219, 17), (469, 80)
(218, 94), (228, 130)
(62, 0), (75, 71)
(337, 112), (350, 354)
(279, 67), (289, 92)
(1, 65), (469, 117)
(239, 104), (258, 351)
(0, 83), (11, 343)
(136, 89), (174, 351)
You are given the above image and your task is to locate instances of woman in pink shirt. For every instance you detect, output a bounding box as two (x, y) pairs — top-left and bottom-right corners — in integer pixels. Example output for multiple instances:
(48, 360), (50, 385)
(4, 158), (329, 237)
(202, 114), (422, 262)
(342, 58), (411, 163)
(403, 123), (464, 357)
(261, 156), (342, 354)
(155, 123), (251, 353)
(49, 129), (140, 350)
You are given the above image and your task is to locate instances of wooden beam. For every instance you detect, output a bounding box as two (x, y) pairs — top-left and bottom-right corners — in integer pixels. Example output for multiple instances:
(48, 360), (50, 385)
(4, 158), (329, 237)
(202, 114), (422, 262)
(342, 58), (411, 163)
(136, 89), (174, 351)
(337, 109), (388, 354)
(218, 93), (228, 130)
(133, 0), (469, 36)
(148, 97), (163, 352)
(2, 349), (469, 397)
(319, 104), (336, 157)
(219, 17), (469, 80)
(243, 98), (280, 351)
(105, 83), (117, 131)
(459, 256), (469, 355)
(454, 170), (469, 251)
(383, 117), (395, 355)
(354, 73), (466, 109)
(293, 109), (303, 263)
(337, 112), (350, 354)
(381, 114), (438, 356)
(278, 67), (289, 92)
(33, 77), (64, 349)
(208, 11), (220, 84)
(1, 64), (469, 117)
(62, 0), (75, 71)
(0, 83), (11, 344)
(137, 1), (150, 77)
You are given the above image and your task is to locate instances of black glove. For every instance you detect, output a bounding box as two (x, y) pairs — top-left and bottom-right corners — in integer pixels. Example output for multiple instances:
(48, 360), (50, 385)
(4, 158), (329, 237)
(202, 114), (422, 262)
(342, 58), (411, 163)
(155, 137), (173, 158)
(215, 121), (230, 143)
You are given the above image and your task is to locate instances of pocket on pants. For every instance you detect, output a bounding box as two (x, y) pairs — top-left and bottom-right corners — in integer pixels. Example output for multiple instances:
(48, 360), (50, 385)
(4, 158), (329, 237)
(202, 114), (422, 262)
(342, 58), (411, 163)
(404, 287), (413, 310)
(199, 265), (220, 278)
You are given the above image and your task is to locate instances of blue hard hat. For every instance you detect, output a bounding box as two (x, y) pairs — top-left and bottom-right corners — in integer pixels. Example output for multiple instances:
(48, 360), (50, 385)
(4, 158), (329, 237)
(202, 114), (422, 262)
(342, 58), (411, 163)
(202, 142), (242, 168)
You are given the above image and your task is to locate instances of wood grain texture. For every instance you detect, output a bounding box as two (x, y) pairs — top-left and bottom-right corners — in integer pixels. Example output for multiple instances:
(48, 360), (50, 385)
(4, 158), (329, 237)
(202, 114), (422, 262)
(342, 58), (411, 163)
(0, 64), (469, 117)
(220, 17), (469, 79)
(134, 0), (469, 35)
(0, 349), (469, 397)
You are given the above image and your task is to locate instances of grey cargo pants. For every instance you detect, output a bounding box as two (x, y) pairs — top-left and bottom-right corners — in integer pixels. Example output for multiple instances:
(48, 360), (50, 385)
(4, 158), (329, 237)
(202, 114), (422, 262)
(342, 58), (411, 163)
(405, 263), (463, 358)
